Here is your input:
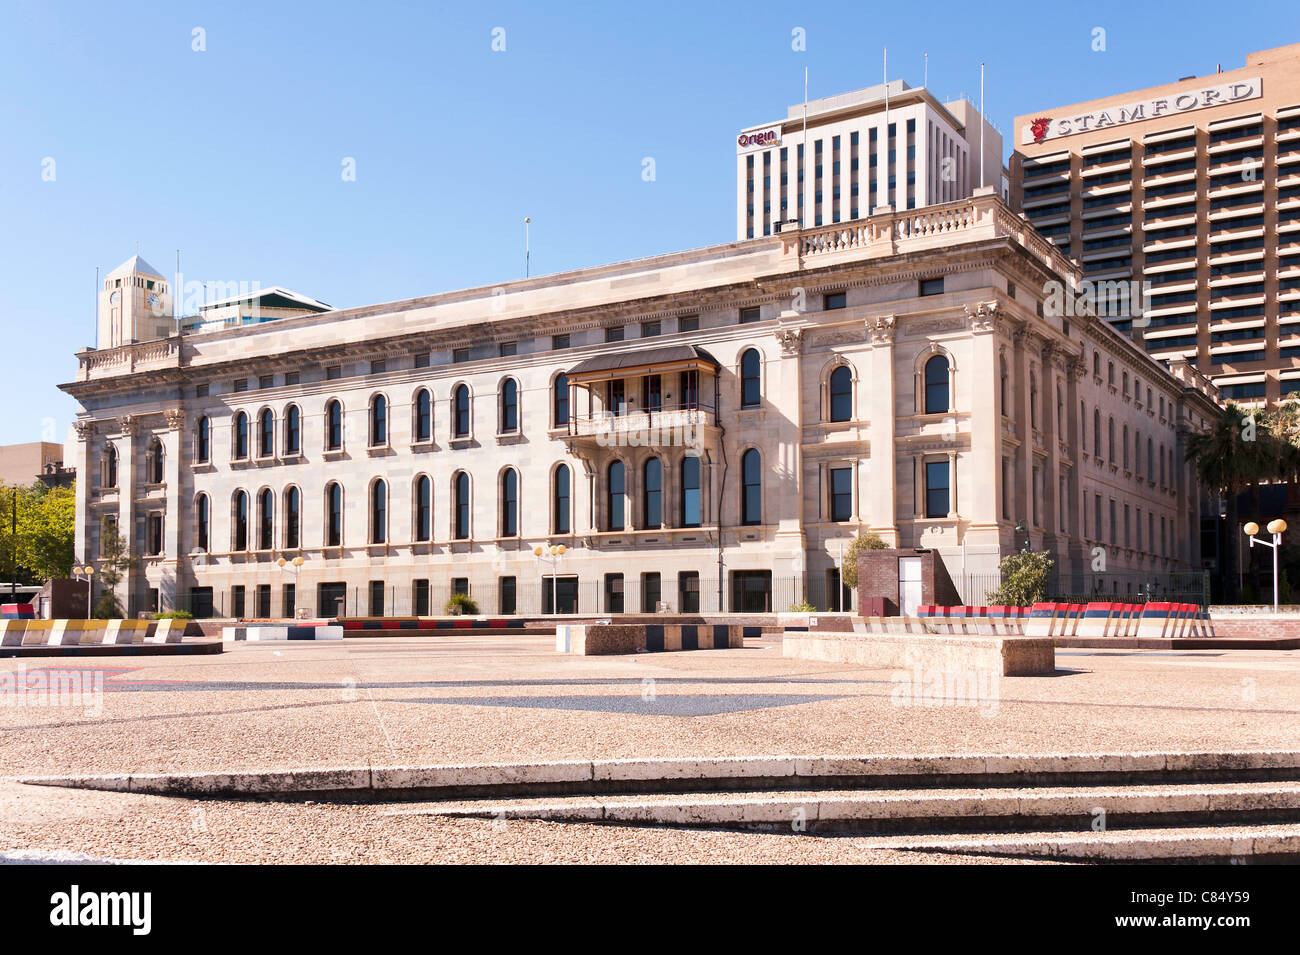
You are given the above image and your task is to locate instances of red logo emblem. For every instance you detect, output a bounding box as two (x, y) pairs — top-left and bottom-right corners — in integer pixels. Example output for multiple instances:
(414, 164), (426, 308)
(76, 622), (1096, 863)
(1030, 117), (1052, 142)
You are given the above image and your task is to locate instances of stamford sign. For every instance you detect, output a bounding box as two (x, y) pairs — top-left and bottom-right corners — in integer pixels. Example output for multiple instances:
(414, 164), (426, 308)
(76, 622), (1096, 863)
(1021, 77), (1263, 144)
(737, 125), (781, 153)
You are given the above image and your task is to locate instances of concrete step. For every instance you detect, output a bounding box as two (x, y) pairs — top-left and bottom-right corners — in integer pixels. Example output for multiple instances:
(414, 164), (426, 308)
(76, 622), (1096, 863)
(388, 780), (1300, 836)
(21, 750), (1300, 800)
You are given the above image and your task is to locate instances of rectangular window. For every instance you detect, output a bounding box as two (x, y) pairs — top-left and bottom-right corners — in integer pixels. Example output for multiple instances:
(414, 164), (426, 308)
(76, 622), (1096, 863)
(499, 341), (517, 357)
(642, 573), (661, 612)
(552, 334), (570, 350)
(919, 278), (945, 297)
(1095, 495), (1102, 542)
(326, 365), (342, 381)
(452, 577), (469, 596)
(256, 584), (271, 619)
(499, 576), (517, 615)
(678, 316), (699, 333)
(640, 321), (660, 338)
(231, 586), (246, 619)
(604, 574), (624, 613)
(233, 378), (248, 393)
(605, 326), (625, 343)
(924, 460), (950, 519)
(282, 583), (296, 618)
(408, 579), (428, 616)
(284, 371), (300, 386)
(370, 360), (386, 375)
(739, 306), (761, 324)
(146, 513), (163, 556)
(195, 384), (209, 398)
(824, 292), (847, 310)
(829, 467), (853, 522)
(259, 375), (274, 389)
(414, 352), (430, 369)
(678, 572), (700, 613)
(453, 348), (470, 363)
(369, 580), (385, 616)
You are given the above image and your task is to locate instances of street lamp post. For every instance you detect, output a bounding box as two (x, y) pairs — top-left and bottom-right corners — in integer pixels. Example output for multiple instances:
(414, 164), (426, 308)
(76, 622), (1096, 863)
(533, 544), (566, 614)
(72, 565), (95, 619)
(276, 556), (305, 619)
(1244, 519), (1288, 613)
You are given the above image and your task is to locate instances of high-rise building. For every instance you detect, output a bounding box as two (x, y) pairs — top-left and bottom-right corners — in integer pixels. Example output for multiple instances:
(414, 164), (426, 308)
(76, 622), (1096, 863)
(737, 80), (1004, 240)
(1011, 42), (1300, 406)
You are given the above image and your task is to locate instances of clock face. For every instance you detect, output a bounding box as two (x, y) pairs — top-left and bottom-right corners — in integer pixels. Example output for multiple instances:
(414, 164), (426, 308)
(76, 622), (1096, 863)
(147, 293), (159, 307)
(109, 290), (121, 305)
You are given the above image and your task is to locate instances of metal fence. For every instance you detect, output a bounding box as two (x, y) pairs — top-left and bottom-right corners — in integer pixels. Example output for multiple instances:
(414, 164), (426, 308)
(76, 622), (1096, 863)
(951, 570), (1210, 610)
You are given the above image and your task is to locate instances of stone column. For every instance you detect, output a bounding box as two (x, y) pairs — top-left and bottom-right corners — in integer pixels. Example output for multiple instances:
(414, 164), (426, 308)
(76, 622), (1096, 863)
(162, 408), (185, 609)
(867, 316), (898, 544)
(964, 303), (1001, 545)
(116, 415), (138, 612)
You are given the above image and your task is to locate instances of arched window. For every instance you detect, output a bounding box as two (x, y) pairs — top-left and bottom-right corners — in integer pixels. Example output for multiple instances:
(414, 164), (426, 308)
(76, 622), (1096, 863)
(1056, 385), (1064, 434)
(234, 412), (249, 459)
(741, 449), (762, 526)
(1029, 373), (1038, 428)
(258, 409), (274, 458)
(829, 366), (853, 422)
(371, 480), (387, 544)
(643, 457), (662, 528)
(284, 487), (300, 549)
(607, 461), (626, 531)
(414, 476), (432, 542)
(1093, 409), (1101, 454)
(1108, 417), (1116, 464)
(553, 464), (571, 534)
(196, 417), (210, 463)
(195, 493), (210, 552)
(681, 455), (701, 528)
(325, 400), (343, 451)
(1148, 437), (1154, 478)
(258, 488), (274, 550)
(453, 471), (471, 539)
(1093, 352), (1100, 377)
(284, 406), (301, 456)
(148, 437), (164, 484)
(500, 379), (519, 433)
(414, 389), (432, 442)
(924, 355), (950, 414)
(554, 374), (569, 426)
(325, 482), (343, 547)
(453, 385), (470, 438)
(500, 468), (518, 536)
(370, 395), (388, 446)
(740, 349), (761, 408)
(102, 444), (118, 488)
(233, 490), (249, 551)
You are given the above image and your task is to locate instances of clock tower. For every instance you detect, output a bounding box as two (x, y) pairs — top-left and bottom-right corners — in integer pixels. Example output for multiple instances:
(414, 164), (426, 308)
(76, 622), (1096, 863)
(98, 254), (174, 349)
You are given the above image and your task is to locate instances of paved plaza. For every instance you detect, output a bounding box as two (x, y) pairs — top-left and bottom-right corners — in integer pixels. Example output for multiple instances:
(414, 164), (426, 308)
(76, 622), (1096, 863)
(1, 633), (1297, 863)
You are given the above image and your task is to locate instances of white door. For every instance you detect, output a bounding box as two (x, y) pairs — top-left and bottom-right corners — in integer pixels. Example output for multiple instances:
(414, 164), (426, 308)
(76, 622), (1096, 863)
(898, 558), (923, 617)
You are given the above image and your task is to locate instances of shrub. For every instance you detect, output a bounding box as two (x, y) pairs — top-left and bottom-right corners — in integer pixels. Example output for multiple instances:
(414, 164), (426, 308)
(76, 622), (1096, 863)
(788, 599), (815, 613)
(985, 550), (1055, 607)
(92, 593), (124, 619)
(153, 610), (194, 620)
(840, 533), (890, 590)
(444, 592), (479, 615)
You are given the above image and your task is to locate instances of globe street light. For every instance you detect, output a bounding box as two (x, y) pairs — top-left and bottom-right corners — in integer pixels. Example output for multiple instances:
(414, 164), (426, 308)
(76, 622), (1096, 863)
(72, 564), (94, 620)
(1244, 519), (1288, 613)
(533, 544), (566, 615)
(276, 555), (306, 619)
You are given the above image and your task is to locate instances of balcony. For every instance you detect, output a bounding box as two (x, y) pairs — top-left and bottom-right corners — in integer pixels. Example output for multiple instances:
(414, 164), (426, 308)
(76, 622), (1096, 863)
(75, 337), (181, 381)
(565, 404), (721, 453)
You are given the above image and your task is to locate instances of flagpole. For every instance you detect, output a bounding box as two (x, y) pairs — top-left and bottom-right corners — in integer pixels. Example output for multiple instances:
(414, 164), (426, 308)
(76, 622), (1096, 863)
(979, 62), (986, 188)
(802, 66), (808, 227)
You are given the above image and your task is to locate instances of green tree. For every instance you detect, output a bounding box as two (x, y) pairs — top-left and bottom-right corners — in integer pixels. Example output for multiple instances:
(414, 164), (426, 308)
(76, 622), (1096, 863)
(986, 550), (1055, 607)
(0, 482), (75, 585)
(840, 532), (889, 590)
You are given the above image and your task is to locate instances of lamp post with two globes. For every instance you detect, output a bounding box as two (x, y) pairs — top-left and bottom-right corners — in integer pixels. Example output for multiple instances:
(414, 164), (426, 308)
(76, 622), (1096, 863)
(1243, 519), (1288, 613)
(276, 555), (305, 619)
(71, 564), (94, 619)
(533, 544), (566, 614)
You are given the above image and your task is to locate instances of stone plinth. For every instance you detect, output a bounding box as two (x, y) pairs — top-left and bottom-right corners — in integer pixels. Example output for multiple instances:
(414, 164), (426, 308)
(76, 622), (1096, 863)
(783, 628), (1054, 676)
(567, 623), (744, 655)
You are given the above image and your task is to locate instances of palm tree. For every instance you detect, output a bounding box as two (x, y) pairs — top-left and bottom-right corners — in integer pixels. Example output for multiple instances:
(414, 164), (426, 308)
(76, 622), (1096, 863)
(1187, 402), (1295, 601)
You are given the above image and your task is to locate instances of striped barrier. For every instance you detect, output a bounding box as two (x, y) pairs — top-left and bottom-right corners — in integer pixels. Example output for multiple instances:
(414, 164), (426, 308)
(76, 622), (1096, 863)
(0, 620), (27, 646)
(223, 624), (344, 642)
(146, 619), (187, 644)
(103, 619), (153, 645)
(48, 619), (106, 646)
(1, 603), (35, 621)
(1136, 602), (1175, 639)
(1077, 603), (1116, 639)
(20, 620), (53, 646)
(1024, 603), (1061, 638)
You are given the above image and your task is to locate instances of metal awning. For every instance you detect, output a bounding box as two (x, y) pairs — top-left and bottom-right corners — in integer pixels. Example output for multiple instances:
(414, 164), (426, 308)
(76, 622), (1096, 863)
(565, 345), (720, 384)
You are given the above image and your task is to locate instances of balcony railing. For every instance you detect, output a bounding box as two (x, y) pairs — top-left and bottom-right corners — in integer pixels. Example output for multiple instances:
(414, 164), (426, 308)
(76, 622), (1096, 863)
(76, 337), (181, 381)
(567, 403), (718, 443)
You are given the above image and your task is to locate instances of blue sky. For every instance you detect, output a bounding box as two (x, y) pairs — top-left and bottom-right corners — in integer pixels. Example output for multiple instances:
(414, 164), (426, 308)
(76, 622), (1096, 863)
(0, 0), (1296, 446)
